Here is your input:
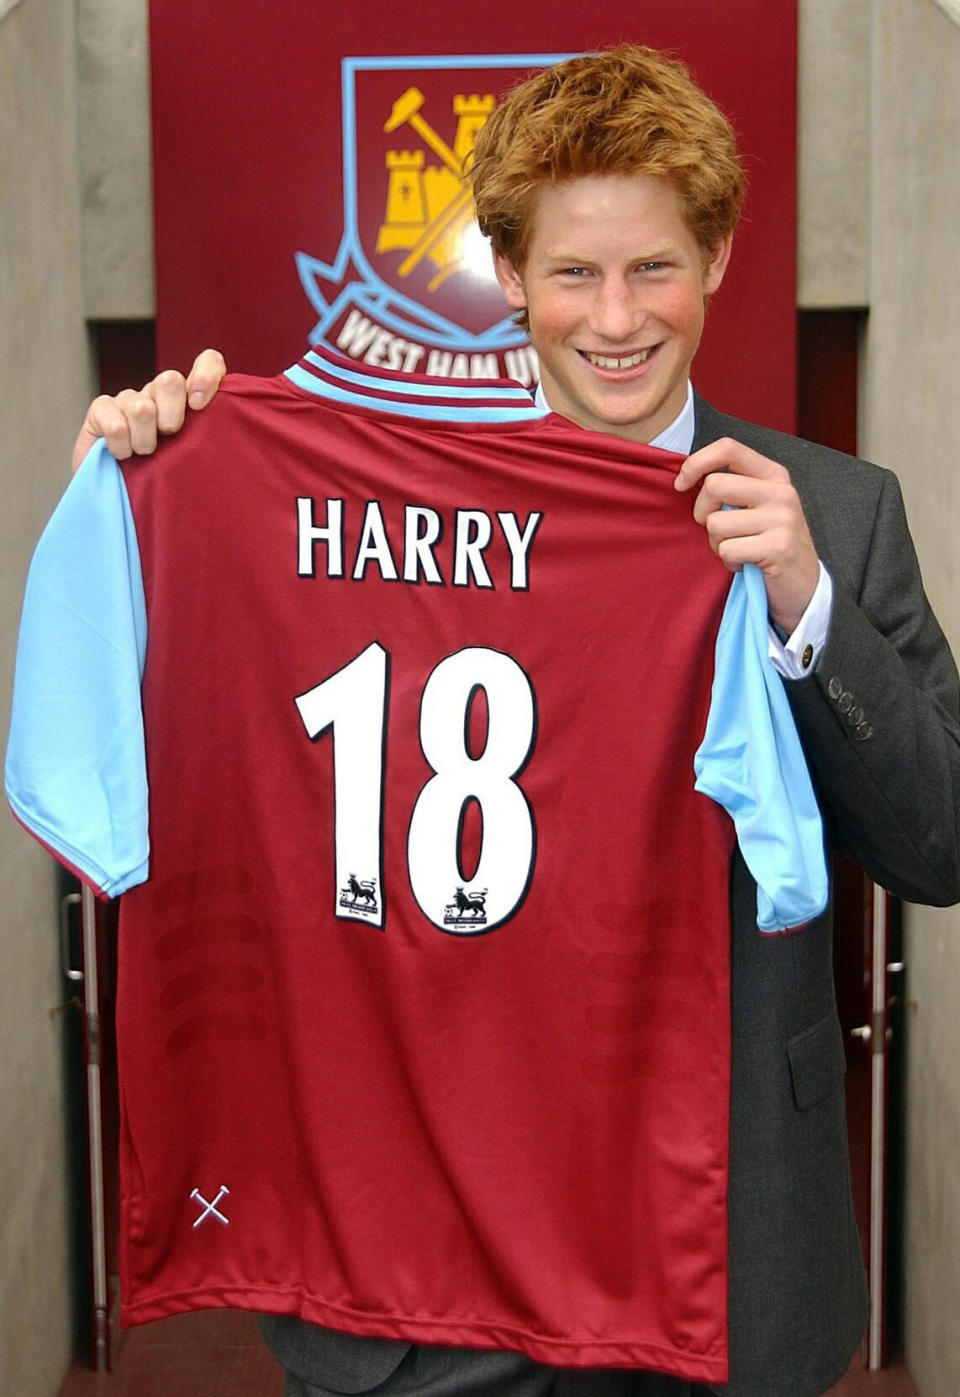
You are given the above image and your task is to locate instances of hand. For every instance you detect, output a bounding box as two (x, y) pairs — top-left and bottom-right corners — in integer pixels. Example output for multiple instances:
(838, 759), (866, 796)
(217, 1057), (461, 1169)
(70, 348), (228, 473)
(674, 437), (820, 635)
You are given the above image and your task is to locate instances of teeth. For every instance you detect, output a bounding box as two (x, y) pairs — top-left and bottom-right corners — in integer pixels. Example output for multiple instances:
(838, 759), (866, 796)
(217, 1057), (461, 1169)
(583, 348), (654, 369)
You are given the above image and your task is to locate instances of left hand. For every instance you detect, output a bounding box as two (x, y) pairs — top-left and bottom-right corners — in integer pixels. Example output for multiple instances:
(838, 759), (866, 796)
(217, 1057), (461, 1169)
(674, 437), (820, 635)
(70, 349), (227, 473)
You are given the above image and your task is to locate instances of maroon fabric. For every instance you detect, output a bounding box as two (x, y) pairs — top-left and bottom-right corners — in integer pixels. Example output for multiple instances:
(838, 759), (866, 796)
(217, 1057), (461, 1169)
(115, 355), (734, 1378)
(149, 4), (797, 431)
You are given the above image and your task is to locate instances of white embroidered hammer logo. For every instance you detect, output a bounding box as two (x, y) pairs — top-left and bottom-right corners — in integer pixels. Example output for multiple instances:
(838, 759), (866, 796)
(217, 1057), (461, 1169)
(191, 1185), (230, 1227)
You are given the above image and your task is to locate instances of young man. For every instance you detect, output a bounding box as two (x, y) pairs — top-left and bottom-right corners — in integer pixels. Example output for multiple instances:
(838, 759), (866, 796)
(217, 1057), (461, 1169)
(67, 45), (960, 1397)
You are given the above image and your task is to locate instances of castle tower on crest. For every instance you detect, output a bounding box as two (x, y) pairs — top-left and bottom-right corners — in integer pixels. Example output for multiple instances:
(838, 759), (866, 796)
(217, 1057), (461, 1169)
(377, 151), (427, 252)
(452, 94), (496, 163)
(376, 92), (497, 272)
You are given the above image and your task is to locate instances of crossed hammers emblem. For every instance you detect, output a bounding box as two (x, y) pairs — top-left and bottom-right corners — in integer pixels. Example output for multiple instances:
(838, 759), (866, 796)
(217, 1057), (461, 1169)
(191, 1184), (230, 1228)
(382, 86), (477, 281)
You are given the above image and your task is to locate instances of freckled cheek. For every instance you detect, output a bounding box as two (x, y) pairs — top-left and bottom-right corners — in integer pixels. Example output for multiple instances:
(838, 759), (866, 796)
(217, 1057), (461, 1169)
(527, 295), (583, 343)
(644, 285), (706, 338)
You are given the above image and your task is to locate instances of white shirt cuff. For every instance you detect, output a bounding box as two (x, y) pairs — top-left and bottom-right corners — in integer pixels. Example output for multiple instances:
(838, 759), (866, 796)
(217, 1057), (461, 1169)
(767, 562), (833, 679)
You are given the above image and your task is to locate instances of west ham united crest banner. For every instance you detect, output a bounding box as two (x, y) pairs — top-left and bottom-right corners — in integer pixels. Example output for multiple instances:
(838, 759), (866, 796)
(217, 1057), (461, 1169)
(297, 55), (551, 386)
(149, 2), (797, 427)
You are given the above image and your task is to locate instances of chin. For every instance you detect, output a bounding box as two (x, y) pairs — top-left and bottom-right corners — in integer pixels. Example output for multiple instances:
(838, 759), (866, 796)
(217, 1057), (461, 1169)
(593, 400), (658, 427)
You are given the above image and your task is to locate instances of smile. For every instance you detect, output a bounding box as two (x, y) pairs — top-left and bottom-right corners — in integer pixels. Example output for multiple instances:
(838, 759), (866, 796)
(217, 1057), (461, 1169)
(580, 347), (656, 370)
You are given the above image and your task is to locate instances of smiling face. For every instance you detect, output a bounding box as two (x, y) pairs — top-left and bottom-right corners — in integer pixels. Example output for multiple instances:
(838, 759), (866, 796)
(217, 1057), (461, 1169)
(493, 173), (732, 445)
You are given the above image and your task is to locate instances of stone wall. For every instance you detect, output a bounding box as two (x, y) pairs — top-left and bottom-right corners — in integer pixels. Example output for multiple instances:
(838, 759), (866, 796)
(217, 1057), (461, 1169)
(861, 5), (960, 1391)
(0, 0), (95, 1391)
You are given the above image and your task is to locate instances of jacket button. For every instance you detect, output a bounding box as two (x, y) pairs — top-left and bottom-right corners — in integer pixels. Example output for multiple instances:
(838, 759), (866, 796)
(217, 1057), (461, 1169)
(837, 692), (853, 714)
(828, 677), (843, 700)
(853, 722), (874, 741)
(848, 705), (864, 725)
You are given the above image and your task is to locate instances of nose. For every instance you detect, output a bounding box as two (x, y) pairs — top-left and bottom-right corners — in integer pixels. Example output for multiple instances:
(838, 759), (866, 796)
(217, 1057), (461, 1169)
(588, 275), (643, 342)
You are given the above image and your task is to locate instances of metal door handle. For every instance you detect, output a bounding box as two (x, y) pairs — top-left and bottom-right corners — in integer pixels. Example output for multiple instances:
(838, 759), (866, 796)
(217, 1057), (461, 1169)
(60, 891), (83, 982)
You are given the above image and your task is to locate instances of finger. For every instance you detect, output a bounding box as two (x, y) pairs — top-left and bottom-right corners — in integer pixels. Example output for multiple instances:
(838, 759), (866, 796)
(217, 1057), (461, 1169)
(700, 511), (813, 569)
(706, 515), (799, 569)
(147, 369), (189, 436)
(112, 387), (161, 456)
(184, 348), (227, 410)
(675, 438), (788, 491)
(73, 392), (145, 467)
(704, 500), (775, 542)
(691, 473), (798, 527)
(71, 394), (130, 472)
(713, 531), (820, 632)
(71, 430), (99, 473)
(714, 535), (768, 573)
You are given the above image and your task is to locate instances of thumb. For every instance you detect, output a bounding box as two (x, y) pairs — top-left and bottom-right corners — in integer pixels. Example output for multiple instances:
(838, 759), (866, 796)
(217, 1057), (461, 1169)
(185, 348), (228, 410)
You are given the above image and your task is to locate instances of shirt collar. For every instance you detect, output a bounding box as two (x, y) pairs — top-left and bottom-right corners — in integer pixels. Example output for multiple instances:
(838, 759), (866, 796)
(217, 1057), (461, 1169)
(533, 379), (695, 455)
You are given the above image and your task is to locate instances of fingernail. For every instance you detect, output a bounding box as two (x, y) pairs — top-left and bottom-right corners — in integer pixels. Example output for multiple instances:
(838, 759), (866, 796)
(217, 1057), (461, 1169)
(674, 470), (686, 489)
(188, 391), (205, 409)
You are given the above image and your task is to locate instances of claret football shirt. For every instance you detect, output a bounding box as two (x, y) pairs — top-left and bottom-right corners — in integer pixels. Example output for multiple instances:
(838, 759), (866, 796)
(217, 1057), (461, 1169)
(6, 345), (825, 1380)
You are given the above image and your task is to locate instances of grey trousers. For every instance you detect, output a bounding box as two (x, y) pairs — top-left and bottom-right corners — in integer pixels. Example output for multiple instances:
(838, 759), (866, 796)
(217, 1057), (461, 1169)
(261, 1317), (699, 1397)
(282, 1359), (695, 1395)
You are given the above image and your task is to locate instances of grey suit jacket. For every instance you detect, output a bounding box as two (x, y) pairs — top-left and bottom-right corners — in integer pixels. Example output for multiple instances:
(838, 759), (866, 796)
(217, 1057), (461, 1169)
(695, 396), (960, 1397)
(261, 400), (960, 1396)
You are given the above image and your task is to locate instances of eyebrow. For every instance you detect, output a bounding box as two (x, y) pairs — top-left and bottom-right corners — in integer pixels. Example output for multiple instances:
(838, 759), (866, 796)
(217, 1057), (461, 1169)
(538, 242), (684, 264)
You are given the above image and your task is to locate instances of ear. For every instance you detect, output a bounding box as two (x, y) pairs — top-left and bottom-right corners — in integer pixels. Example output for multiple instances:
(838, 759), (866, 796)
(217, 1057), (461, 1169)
(493, 251), (528, 310)
(703, 235), (734, 296)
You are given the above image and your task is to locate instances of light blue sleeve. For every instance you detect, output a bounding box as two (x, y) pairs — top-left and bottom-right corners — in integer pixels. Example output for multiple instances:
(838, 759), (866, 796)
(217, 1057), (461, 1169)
(694, 563), (829, 933)
(4, 441), (149, 897)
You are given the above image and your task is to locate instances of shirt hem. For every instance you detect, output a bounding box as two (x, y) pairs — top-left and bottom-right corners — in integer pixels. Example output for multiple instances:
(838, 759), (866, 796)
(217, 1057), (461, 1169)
(4, 795), (139, 898)
(120, 1286), (728, 1381)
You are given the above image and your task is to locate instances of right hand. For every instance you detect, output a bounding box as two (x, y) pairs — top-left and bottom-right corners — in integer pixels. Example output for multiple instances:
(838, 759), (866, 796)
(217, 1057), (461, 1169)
(71, 348), (228, 473)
